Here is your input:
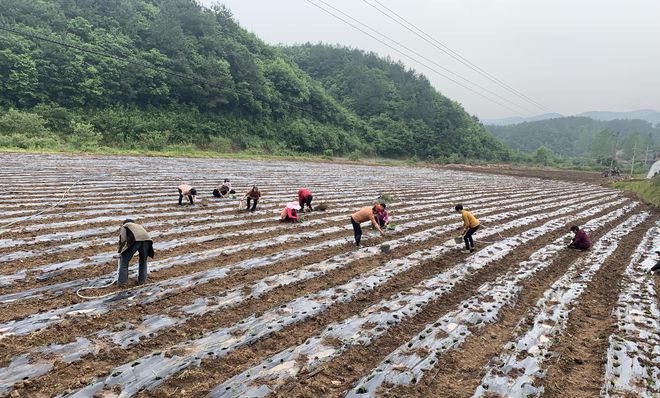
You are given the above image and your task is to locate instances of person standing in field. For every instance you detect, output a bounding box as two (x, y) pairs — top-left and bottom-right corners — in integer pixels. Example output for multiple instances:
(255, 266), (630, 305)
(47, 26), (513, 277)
(350, 204), (384, 247)
(455, 204), (480, 253)
(117, 219), (154, 286)
(178, 183), (197, 205)
(243, 185), (261, 211)
(568, 225), (591, 251)
(298, 188), (314, 212)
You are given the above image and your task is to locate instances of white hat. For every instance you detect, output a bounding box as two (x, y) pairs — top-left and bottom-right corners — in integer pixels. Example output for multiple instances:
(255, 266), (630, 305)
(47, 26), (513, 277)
(286, 201), (301, 210)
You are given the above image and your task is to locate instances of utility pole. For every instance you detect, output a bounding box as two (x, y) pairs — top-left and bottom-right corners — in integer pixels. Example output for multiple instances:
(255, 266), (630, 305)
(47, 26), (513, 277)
(630, 142), (637, 176)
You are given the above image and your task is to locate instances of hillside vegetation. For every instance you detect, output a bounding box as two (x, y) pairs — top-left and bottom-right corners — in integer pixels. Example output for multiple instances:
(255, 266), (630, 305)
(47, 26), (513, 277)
(0, 0), (509, 161)
(487, 117), (659, 163)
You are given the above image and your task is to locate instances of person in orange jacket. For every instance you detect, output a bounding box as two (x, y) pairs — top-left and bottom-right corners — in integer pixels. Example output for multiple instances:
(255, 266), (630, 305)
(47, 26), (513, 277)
(280, 202), (300, 222)
(350, 204), (384, 246)
(455, 204), (480, 253)
(298, 188), (313, 212)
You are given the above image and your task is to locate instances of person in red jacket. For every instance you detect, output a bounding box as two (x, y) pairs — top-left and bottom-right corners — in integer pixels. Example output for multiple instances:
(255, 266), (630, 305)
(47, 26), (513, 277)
(298, 188), (313, 212)
(280, 202), (300, 222)
(568, 225), (591, 250)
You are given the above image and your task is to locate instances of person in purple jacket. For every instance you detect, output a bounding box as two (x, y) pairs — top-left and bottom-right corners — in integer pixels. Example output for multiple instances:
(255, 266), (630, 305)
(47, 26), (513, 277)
(568, 225), (591, 250)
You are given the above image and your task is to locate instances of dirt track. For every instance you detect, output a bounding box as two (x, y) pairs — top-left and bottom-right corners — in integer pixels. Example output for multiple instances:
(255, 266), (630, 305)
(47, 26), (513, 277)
(0, 153), (657, 398)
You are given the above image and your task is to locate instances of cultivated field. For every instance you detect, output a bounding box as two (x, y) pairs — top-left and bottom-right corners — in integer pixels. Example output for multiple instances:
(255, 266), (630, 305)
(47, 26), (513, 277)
(0, 153), (657, 398)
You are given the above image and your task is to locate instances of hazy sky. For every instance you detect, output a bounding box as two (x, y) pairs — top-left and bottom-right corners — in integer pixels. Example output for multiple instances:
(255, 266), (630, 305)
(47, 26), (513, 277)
(200, 0), (659, 120)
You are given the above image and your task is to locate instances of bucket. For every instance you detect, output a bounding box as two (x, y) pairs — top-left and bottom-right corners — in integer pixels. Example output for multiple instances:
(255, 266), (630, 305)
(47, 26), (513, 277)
(454, 236), (463, 244)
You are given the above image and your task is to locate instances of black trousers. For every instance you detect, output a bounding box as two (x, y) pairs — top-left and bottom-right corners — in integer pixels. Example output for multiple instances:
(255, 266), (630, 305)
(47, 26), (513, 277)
(351, 216), (362, 246)
(118, 241), (149, 285)
(246, 197), (258, 211)
(300, 195), (313, 210)
(464, 225), (480, 250)
(178, 189), (193, 205)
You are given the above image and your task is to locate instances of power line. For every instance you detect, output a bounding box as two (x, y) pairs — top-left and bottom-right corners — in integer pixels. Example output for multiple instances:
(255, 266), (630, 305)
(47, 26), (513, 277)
(314, 0), (536, 115)
(364, 0), (553, 113)
(304, 0), (527, 115)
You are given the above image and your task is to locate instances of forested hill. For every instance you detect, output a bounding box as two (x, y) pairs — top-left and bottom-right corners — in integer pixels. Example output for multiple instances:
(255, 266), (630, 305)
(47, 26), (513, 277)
(486, 117), (660, 158)
(283, 44), (510, 160)
(0, 0), (509, 161)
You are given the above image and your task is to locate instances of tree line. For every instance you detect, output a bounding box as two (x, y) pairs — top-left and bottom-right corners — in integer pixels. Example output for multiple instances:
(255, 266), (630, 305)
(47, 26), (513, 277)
(0, 0), (510, 162)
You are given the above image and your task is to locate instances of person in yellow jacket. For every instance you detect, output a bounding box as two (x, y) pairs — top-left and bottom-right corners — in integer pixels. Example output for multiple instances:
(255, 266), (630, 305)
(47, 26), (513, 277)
(455, 204), (480, 253)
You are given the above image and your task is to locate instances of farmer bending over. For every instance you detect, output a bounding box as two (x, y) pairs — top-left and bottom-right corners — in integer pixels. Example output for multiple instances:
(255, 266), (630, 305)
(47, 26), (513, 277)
(280, 202), (300, 222)
(117, 219), (154, 286)
(298, 188), (314, 212)
(568, 225), (591, 251)
(455, 204), (480, 253)
(178, 184), (197, 205)
(351, 204), (384, 247)
(243, 185), (261, 211)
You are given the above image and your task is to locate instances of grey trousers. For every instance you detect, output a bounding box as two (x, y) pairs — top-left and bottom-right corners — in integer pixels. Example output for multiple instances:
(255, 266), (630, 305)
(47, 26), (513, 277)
(118, 241), (148, 285)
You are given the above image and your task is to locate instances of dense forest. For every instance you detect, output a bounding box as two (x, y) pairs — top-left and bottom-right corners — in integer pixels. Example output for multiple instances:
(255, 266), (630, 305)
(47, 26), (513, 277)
(0, 0), (509, 161)
(487, 117), (660, 163)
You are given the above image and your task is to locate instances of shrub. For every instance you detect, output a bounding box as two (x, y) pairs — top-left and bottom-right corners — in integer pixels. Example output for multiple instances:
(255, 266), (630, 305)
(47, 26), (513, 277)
(207, 135), (233, 153)
(0, 108), (51, 137)
(67, 120), (101, 150)
(348, 150), (361, 162)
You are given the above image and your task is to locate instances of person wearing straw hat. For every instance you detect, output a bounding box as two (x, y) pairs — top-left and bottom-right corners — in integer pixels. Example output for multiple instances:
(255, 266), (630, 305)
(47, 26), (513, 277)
(280, 201), (301, 222)
(649, 247), (660, 274)
(117, 219), (154, 286)
(455, 204), (480, 253)
(350, 204), (384, 247)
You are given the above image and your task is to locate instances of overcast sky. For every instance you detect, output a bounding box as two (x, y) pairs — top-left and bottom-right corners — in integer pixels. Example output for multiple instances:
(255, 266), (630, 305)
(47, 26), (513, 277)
(200, 0), (659, 120)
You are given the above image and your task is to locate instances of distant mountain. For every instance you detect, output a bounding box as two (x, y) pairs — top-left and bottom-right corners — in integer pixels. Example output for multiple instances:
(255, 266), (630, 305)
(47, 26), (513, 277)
(485, 109), (660, 127)
(486, 117), (660, 158)
(578, 109), (660, 125)
(483, 113), (563, 126)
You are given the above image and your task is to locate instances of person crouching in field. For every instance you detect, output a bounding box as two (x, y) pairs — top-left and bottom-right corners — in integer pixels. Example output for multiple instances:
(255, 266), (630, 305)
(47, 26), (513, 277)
(213, 179), (235, 198)
(455, 204), (480, 253)
(568, 225), (591, 251)
(280, 202), (300, 222)
(243, 185), (261, 211)
(298, 188), (313, 212)
(117, 219), (154, 286)
(376, 203), (389, 228)
(178, 184), (197, 205)
(350, 204), (384, 247)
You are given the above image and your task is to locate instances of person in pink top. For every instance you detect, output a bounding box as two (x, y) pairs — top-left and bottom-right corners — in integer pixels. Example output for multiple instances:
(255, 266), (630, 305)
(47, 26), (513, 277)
(280, 202), (300, 222)
(178, 184), (197, 205)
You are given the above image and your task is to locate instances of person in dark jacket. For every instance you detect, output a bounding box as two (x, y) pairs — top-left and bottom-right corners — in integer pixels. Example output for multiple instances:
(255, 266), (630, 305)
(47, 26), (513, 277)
(117, 219), (154, 286)
(243, 185), (261, 211)
(649, 248), (660, 274)
(568, 225), (591, 251)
